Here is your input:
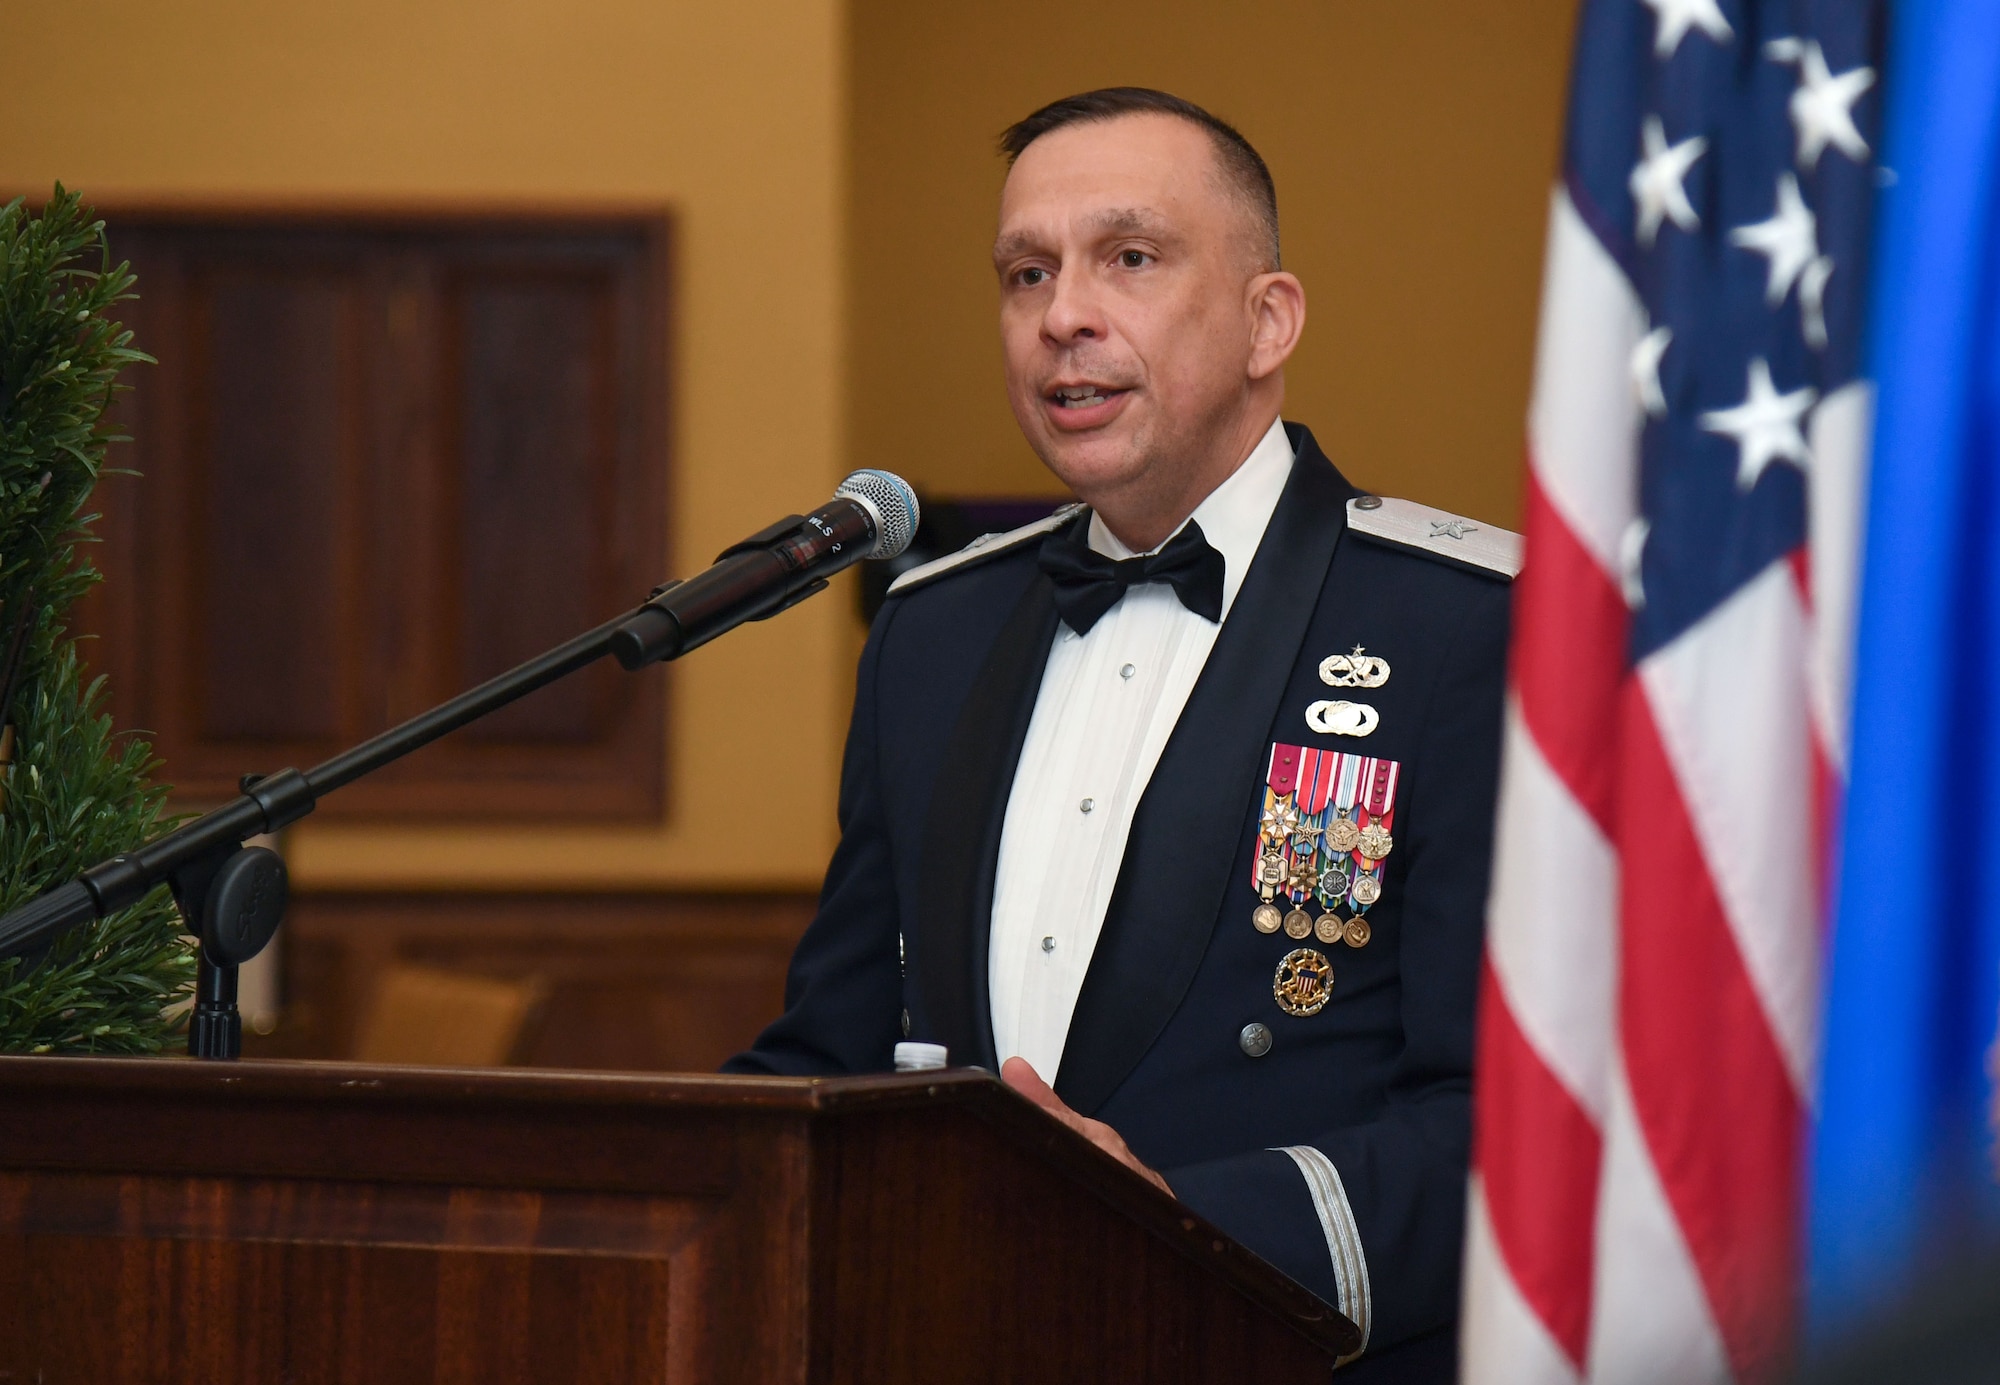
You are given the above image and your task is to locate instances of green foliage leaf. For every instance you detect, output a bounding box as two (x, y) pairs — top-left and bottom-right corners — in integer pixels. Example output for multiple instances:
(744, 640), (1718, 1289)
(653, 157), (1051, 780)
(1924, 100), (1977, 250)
(0, 187), (191, 1053)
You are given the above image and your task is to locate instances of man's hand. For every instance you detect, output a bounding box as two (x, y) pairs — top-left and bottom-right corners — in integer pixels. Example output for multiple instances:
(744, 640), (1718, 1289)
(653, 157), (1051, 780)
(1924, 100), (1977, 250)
(1000, 1056), (1173, 1196)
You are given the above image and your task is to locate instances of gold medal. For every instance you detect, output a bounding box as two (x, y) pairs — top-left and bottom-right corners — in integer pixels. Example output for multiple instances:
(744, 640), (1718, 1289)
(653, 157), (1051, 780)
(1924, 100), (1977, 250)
(1352, 873), (1383, 907)
(1288, 854), (1321, 896)
(1258, 851), (1287, 889)
(1259, 795), (1303, 841)
(1343, 916), (1372, 948)
(1325, 812), (1361, 854)
(1358, 820), (1394, 860)
(1314, 913), (1344, 945)
(1283, 907), (1314, 940)
(1274, 948), (1335, 1017)
(1252, 903), (1284, 934)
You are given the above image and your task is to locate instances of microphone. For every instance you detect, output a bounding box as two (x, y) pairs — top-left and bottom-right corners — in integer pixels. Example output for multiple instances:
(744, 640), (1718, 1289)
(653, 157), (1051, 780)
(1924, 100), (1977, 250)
(611, 469), (919, 669)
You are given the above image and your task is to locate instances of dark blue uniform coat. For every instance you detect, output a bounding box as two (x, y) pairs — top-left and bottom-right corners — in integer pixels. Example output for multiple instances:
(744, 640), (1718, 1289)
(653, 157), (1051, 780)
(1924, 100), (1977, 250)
(727, 425), (1511, 1381)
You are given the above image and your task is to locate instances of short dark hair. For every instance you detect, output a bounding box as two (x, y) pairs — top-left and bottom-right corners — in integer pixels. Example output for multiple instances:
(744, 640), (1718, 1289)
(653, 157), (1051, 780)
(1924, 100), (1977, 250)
(999, 87), (1281, 271)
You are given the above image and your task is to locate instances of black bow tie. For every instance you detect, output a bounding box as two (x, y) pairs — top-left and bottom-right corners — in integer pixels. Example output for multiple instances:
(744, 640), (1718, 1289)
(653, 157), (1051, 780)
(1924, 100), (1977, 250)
(1037, 520), (1227, 635)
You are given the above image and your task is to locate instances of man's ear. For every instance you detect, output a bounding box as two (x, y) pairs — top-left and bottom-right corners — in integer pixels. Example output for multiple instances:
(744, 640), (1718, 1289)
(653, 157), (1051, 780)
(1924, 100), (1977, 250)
(1246, 271), (1306, 382)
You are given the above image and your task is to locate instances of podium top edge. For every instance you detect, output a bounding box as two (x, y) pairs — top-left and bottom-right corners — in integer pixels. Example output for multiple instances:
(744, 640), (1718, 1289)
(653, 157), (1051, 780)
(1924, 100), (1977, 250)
(0, 1053), (1002, 1112)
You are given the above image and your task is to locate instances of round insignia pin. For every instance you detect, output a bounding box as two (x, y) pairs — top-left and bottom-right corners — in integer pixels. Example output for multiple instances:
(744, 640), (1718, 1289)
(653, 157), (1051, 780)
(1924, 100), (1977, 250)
(1252, 903), (1284, 934)
(1351, 873), (1383, 907)
(1343, 916), (1372, 948)
(1358, 821), (1394, 860)
(1325, 813), (1362, 855)
(1274, 948), (1335, 1017)
(1313, 913), (1344, 945)
(1283, 907), (1314, 940)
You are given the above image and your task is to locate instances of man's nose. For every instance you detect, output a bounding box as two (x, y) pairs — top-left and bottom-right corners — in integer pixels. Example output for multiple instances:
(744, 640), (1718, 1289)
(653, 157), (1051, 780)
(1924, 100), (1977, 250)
(1041, 266), (1105, 343)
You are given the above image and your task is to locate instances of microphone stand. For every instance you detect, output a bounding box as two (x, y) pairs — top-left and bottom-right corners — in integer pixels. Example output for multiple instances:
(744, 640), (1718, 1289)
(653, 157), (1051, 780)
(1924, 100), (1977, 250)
(0, 514), (828, 1060)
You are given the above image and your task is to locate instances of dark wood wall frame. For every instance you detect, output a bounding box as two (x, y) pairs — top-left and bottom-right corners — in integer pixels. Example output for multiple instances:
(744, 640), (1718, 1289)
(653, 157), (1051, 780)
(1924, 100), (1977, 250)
(250, 888), (817, 1074)
(78, 205), (675, 822)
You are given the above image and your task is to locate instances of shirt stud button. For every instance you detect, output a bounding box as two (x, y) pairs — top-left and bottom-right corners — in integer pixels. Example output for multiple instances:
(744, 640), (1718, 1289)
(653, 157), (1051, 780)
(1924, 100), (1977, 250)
(1080, 798), (1094, 814)
(1041, 936), (1056, 953)
(1239, 1023), (1273, 1058)
(1120, 663), (1136, 680)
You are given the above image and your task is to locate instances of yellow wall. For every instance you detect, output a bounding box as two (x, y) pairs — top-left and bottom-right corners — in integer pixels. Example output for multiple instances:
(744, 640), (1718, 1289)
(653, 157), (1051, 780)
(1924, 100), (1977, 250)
(0, 1), (1575, 893)
(0, 0), (850, 889)
(849, 0), (1577, 528)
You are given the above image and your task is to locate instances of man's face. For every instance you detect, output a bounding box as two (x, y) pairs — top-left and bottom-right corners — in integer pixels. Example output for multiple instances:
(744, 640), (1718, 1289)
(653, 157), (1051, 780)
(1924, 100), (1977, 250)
(993, 114), (1269, 504)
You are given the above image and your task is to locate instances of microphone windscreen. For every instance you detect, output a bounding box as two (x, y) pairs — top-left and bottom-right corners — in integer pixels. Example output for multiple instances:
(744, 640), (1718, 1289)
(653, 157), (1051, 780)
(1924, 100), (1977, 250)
(836, 469), (920, 559)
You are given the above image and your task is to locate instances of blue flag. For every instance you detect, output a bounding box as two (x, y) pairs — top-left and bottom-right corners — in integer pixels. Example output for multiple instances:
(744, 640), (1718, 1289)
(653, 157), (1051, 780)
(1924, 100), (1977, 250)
(1809, 0), (2000, 1341)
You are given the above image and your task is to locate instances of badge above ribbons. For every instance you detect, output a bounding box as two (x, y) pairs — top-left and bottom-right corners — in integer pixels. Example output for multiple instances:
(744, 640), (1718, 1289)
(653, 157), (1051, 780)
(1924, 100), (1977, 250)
(1308, 648), (1386, 736)
(1252, 744), (1402, 966)
(1319, 645), (1390, 688)
(1306, 700), (1378, 737)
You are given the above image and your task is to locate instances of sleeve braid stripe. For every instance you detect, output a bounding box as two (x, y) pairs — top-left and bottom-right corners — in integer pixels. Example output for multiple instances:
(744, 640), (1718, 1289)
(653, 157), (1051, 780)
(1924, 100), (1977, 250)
(1276, 1144), (1372, 1361)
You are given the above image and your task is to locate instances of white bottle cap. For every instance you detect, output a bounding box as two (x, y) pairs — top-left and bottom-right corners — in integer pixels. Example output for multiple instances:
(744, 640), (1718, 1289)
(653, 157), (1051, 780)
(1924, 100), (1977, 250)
(893, 1041), (949, 1072)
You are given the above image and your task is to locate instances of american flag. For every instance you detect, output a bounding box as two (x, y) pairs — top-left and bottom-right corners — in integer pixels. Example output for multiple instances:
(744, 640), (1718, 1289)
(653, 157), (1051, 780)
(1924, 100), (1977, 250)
(1461, 2), (1883, 1382)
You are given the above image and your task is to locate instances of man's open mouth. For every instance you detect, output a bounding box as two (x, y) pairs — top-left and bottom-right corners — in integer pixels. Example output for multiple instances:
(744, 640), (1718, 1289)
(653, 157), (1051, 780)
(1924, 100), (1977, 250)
(1050, 385), (1127, 409)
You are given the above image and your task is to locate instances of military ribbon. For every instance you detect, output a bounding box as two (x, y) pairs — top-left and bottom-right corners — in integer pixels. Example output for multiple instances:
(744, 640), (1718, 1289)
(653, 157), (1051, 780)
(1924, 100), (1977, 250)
(1343, 756), (1401, 912)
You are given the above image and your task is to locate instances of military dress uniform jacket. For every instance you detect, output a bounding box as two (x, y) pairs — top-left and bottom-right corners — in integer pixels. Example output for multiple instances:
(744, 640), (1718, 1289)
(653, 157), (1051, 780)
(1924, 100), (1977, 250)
(725, 424), (1512, 1380)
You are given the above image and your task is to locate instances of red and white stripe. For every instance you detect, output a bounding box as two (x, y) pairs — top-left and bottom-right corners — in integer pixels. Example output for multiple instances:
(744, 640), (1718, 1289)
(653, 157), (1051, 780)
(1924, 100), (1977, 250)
(1460, 188), (1868, 1384)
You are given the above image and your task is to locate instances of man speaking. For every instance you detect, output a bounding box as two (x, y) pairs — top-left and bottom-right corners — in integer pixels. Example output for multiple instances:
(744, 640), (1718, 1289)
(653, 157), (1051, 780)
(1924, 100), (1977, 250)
(728, 88), (1514, 1381)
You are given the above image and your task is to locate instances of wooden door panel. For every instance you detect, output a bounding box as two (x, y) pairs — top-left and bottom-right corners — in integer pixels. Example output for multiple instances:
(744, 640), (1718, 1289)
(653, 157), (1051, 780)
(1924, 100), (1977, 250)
(453, 270), (615, 745)
(84, 212), (671, 820)
(194, 266), (356, 746)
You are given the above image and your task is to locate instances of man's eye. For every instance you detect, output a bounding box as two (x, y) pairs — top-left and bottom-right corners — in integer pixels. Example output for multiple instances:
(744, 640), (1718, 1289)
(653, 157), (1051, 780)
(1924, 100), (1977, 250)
(1019, 267), (1048, 286)
(1119, 250), (1150, 268)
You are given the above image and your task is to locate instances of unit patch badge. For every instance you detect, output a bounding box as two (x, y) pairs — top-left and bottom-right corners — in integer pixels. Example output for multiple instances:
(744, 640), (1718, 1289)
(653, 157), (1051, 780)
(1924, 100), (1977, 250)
(1251, 745), (1402, 984)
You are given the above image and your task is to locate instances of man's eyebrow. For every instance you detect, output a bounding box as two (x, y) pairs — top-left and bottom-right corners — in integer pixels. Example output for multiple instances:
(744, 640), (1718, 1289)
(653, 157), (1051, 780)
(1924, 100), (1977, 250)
(1085, 207), (1172, 237)
(993, 207), (1176, 262)
(992, 228), (1042, 261)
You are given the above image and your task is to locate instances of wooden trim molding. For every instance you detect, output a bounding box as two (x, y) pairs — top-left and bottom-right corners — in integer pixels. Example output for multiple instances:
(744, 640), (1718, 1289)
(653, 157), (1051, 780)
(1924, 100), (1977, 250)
(250, 889), (816, 1073)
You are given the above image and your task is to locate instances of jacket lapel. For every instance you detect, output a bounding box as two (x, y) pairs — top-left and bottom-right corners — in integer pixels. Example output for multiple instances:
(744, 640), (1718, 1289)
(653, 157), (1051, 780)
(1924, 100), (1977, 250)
(1055, 426), (1355, 1112)
(915, 556), (1065, 1070)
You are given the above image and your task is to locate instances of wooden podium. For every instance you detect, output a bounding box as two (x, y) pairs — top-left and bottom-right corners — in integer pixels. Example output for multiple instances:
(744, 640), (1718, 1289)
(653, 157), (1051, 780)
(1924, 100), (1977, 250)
(0, 1057), (1356, 1382)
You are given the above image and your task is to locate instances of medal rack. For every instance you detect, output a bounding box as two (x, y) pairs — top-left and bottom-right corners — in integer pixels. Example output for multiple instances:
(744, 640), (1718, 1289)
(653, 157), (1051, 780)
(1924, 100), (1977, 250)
(1253, 746), (1400, 1017)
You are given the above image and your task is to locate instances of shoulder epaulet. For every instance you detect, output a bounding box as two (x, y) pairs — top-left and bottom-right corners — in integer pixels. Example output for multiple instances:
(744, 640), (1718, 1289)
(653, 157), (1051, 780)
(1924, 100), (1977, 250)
(887, 503), (1088, 597)
(1345, 495), (1521, 580)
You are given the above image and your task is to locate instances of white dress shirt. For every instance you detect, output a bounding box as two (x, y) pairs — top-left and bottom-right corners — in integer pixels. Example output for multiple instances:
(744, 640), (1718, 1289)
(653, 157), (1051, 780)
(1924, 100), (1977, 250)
(988, 417), (1295, 1080)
